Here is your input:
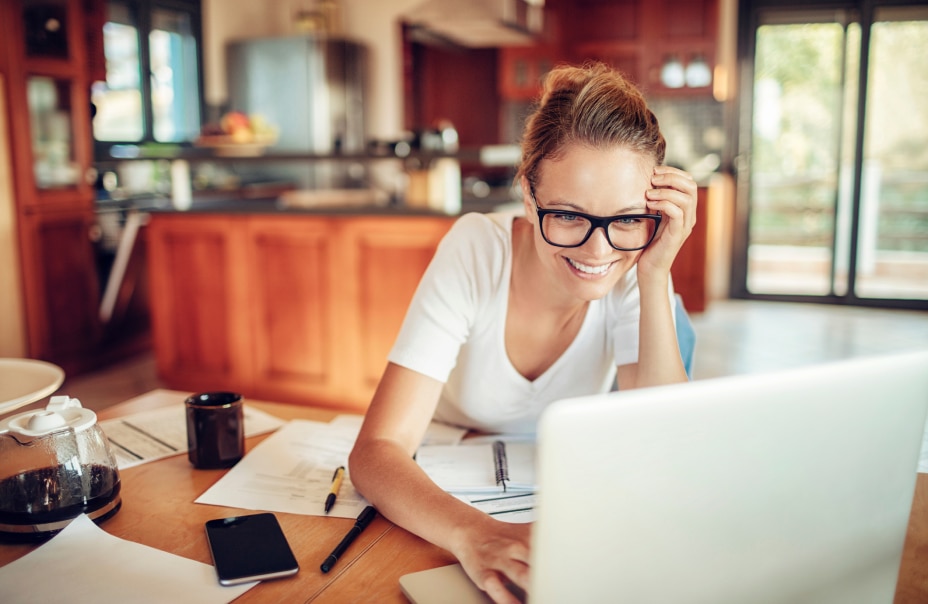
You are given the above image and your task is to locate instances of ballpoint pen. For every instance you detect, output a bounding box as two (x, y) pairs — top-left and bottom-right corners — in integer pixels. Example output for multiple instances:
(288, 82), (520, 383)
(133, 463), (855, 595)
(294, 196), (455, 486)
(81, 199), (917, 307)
(324, 465), (346, 513)
(320, 505), (377, 573)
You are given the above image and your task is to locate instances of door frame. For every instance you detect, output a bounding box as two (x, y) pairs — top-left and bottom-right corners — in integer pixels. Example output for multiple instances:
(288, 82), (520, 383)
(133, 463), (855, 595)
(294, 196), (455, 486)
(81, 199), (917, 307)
(730, 0), (928, 311)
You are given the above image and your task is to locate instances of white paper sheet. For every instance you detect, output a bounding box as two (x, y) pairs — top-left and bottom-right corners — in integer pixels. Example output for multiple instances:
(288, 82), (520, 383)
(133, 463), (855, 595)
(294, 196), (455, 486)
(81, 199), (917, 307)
(98, 391), (286, 469)
(0, 515), (254, 604)
(194, 415), (468, 518)
(195, 419), (368, 518)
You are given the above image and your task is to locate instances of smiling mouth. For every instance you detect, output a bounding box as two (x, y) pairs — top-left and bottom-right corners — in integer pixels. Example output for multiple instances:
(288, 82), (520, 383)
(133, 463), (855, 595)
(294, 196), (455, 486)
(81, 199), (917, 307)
(566, 257), (613, 275)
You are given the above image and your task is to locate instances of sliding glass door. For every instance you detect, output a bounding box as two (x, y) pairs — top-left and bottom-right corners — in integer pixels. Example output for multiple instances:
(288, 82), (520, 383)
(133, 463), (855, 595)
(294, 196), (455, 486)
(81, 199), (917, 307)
(857, 9), (928, 299)
(734, 2), (928, 308)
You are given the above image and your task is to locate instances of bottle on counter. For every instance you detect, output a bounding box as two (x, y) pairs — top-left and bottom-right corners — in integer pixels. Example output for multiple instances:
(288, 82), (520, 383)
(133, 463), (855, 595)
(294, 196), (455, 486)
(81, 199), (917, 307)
(170, 159), (192, 210)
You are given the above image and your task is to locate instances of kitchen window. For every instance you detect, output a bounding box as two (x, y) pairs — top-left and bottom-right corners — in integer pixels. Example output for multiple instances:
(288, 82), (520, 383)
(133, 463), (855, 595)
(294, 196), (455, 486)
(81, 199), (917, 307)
(91, 0), (203, 152)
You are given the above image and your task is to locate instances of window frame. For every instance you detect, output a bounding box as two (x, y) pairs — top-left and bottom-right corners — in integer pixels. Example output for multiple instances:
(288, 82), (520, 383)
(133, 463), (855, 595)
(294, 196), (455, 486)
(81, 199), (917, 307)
(92, 0), (204, 159)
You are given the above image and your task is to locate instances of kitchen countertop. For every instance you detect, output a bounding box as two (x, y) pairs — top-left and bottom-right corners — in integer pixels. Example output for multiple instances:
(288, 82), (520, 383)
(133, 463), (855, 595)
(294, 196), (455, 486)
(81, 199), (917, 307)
(101, 193), (512, 217)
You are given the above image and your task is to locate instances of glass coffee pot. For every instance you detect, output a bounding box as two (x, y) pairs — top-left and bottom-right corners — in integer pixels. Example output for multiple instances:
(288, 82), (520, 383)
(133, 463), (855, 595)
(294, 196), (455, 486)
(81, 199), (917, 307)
(0, 395), (122, 542)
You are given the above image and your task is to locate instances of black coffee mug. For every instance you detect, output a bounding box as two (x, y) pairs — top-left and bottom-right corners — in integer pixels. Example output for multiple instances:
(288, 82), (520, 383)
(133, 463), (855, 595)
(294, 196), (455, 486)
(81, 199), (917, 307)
(185, 392), (244, 469)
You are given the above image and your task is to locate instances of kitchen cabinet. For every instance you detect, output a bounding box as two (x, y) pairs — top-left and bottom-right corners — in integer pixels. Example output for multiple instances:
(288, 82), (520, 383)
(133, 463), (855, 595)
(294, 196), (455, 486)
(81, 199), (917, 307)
(501, 0), (718, 98)
(403, 28), (501, 148)
(498, 46), (557, 101)
(1, 0), (108, 373)
(638, 0), (718, 96)
(562, 0), (643, 84)
(147, 213), (454, 412)
(18, 209), (101, 360)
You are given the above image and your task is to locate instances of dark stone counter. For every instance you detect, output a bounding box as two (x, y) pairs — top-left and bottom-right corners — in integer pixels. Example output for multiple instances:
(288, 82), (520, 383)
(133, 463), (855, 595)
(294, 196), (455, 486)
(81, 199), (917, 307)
(102, 193), (511, 217)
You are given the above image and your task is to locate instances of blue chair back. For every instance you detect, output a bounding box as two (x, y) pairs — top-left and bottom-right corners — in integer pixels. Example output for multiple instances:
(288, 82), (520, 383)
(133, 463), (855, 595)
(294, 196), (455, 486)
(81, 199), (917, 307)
(675, 294), (696, 380)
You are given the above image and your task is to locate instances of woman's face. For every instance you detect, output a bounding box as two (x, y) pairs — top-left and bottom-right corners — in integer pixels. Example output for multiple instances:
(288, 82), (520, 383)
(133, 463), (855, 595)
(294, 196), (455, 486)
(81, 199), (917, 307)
(523, 144), (655, 303)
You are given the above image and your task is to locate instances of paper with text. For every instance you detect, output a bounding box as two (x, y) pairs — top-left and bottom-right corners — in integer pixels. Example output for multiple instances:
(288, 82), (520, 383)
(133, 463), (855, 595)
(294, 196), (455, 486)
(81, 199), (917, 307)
(194, 416), (467, 518)
(99, 392), (286, 469)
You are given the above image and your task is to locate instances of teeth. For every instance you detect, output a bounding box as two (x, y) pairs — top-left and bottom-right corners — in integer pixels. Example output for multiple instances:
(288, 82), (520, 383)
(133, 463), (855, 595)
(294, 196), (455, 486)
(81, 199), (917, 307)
(567, 258), (611, 274)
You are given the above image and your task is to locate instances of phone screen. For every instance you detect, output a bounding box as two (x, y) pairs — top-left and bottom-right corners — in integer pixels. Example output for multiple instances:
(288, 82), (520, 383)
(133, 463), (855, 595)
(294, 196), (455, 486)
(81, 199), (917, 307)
(205, 513), (300, 586)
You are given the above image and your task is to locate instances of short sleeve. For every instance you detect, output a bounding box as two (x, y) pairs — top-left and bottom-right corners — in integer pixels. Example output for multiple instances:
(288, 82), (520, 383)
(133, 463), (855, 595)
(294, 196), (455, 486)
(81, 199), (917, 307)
(388, 213), (508, 382)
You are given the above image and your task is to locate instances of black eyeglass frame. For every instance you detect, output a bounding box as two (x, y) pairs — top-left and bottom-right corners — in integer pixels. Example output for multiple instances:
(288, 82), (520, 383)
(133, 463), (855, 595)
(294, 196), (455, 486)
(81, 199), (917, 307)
(529, 185), (662, 252)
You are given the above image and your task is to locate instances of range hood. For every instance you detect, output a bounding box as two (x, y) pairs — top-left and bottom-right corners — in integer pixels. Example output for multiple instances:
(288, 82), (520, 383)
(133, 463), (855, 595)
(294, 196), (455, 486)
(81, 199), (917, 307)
(403, 0), (545, 48)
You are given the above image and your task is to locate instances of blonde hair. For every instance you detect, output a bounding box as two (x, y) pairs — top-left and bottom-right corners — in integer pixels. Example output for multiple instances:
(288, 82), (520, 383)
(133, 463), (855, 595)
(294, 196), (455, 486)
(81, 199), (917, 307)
(517, 62), (665, 186)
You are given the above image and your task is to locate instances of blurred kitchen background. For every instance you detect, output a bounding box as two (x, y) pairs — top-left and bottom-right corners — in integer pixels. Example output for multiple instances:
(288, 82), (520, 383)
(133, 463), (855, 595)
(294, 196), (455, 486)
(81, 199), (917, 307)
(1, 0), (926, 387)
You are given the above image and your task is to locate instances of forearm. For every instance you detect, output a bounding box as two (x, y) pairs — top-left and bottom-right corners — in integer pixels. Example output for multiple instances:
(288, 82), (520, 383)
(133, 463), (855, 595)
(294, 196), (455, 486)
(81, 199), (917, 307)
(630, 272), (688, 388)
(348, 437), (495, 555)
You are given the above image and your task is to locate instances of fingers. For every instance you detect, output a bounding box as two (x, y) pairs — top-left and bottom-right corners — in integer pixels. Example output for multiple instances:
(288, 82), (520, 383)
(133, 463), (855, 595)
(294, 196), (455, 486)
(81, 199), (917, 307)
(651, 165), (697, 198)
(636, 167), (697, 278)
(457, 521), (532, 604)
(479, 536), (530, 594)
(483, 570), (528, 604)
(646, 166), (697, 237)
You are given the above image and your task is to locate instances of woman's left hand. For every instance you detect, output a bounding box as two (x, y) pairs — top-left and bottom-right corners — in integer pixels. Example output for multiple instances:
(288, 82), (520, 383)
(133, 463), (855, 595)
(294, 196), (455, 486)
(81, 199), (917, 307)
(637, 165), (698, 280)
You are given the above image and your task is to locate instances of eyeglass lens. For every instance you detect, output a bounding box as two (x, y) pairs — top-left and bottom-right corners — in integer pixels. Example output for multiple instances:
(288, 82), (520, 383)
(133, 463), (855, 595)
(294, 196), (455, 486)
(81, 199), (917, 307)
(541, 213), (656, 250)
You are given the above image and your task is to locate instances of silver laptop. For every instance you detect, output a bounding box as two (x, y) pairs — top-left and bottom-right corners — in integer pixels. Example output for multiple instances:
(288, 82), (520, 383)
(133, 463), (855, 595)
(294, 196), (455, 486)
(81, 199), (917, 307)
(401, 350), (928, 603)
(530, 350), (928, 604)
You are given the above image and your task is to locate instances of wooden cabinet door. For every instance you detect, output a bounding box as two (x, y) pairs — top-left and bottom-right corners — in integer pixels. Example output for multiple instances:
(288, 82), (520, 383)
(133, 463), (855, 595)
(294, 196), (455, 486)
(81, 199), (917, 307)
(639, 0), (718, 95)
(555, 0), (717, 97)
(563, 0), (643, 85)
(499, 47), (557, 101)
(18, 209), (100, 369)
(245, 216), (341, 406)
(341, 216), (454, 407)
(147, 215), (252, 393)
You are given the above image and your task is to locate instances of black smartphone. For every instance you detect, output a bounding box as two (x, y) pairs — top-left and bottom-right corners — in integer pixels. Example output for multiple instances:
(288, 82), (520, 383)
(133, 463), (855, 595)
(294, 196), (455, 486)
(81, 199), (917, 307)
(205, 513), (300, 586)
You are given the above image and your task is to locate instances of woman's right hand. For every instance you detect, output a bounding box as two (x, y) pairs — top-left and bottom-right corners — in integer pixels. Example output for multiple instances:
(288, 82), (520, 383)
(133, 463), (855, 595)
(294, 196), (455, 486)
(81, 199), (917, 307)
(452, 516), (532, 604)
(350, 363), (532, 603)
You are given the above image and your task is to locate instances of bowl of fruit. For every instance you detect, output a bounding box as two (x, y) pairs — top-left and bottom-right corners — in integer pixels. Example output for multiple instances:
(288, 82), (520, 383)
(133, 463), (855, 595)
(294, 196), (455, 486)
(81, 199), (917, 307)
(196, 111), (279, 156)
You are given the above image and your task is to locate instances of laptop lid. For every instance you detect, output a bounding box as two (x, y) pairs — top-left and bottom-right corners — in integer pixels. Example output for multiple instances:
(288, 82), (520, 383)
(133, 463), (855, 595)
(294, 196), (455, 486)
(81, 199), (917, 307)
(530, 350), (928, 604)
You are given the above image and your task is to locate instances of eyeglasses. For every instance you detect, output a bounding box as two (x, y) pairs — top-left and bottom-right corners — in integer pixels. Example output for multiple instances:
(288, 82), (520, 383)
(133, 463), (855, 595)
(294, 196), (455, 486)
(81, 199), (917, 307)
(529, 185), (661, 251)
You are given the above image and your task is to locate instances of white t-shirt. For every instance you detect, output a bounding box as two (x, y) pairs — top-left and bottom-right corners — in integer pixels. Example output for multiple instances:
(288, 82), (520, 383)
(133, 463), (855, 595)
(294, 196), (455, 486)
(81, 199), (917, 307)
(388, 211), (670, 434)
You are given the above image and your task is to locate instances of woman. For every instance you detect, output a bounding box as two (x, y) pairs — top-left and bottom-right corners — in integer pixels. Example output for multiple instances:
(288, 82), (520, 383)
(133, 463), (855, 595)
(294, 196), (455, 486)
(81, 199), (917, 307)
(349, 62), (696, 603)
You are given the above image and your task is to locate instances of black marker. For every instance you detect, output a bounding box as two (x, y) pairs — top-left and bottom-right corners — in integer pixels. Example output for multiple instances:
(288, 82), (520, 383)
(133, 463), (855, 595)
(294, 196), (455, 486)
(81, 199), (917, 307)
(320, 505), (377, 573)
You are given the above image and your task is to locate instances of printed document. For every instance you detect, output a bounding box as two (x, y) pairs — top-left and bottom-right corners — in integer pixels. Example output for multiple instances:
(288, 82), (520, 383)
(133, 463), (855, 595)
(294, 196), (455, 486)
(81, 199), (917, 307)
(98, 390), (285, 469)
(195, 417), (466, 519)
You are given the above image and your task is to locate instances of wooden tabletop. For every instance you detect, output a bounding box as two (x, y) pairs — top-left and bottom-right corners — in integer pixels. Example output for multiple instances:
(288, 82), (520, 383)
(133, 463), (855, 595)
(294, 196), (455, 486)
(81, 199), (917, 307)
(2, 390), (926, 603)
